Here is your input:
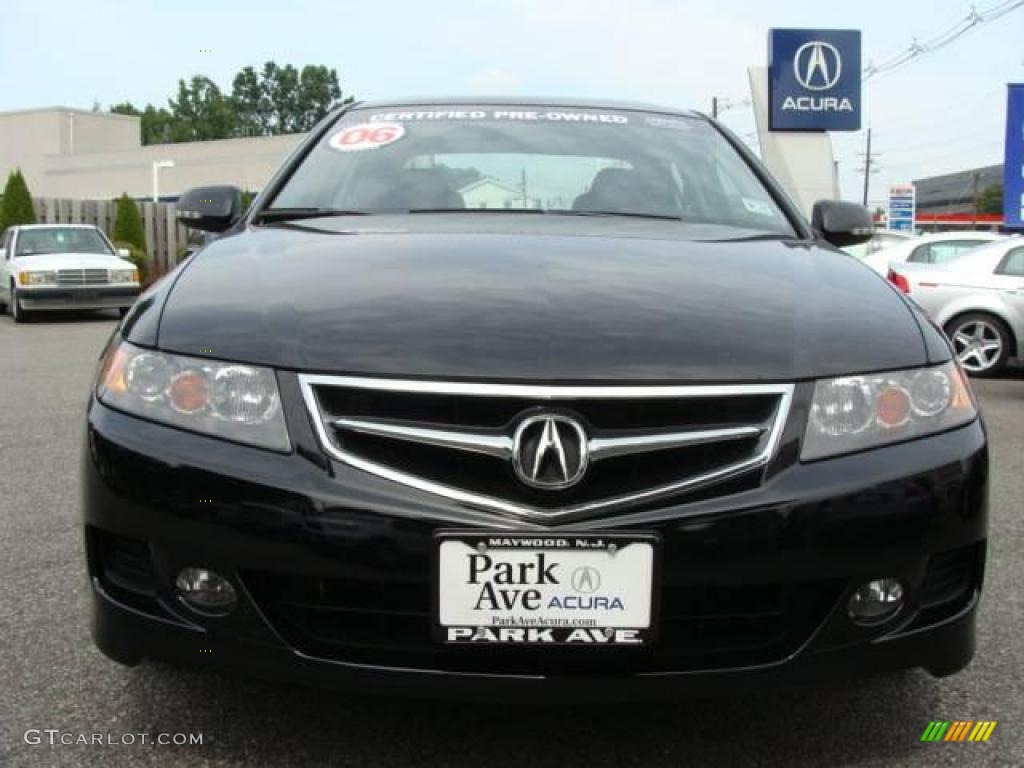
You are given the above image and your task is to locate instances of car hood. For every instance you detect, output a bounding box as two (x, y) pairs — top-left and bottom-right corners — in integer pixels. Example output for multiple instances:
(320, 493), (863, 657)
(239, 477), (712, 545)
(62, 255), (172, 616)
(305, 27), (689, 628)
(14, 252), (134, 271)
(152, 223), (929, 382)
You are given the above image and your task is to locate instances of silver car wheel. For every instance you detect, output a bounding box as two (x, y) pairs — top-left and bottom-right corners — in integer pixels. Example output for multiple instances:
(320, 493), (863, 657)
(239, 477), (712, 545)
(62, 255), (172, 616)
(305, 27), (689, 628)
(951, 320), (1003, 373)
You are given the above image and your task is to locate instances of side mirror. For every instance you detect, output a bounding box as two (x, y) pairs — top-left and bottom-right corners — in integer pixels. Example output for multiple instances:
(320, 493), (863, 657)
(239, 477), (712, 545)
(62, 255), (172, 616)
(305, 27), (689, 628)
(811, 200), (874, 248)
(176, 185), (242, 233)
(117, 248), (131, 259)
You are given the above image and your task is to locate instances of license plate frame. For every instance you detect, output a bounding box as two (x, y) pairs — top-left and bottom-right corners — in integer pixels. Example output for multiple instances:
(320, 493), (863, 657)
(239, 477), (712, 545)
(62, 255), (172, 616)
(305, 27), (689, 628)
(433, 530), (661, 646)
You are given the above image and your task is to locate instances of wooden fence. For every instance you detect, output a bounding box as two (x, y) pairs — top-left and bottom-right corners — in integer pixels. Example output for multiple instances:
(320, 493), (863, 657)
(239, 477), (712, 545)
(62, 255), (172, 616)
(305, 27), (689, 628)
(31, 197), (191, 278)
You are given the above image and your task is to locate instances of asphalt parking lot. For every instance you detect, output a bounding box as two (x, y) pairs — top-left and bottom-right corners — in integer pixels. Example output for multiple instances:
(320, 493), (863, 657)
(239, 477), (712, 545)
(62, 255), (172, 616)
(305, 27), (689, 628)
(0, 312), (1021, 768)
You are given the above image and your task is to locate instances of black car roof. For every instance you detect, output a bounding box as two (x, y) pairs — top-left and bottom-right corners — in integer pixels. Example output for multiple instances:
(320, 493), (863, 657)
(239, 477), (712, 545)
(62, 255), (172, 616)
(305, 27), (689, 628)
(348, 96), (702, 119)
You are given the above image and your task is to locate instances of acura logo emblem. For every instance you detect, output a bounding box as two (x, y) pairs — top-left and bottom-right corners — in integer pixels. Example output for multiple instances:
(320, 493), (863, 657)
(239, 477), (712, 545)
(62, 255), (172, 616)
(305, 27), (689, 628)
(793, 41), (842, 91)
(512, 414), (588, 490)
(570, 566), (601, 594)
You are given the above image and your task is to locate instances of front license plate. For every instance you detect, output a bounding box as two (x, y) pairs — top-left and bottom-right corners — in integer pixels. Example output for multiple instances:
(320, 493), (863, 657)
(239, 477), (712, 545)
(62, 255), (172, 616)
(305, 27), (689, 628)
(435, 532), (658, 646)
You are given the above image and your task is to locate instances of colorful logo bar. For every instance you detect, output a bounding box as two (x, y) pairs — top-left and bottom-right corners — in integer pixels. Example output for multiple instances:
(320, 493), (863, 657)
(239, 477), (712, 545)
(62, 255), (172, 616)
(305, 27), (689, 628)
(920, 721), (997, 742)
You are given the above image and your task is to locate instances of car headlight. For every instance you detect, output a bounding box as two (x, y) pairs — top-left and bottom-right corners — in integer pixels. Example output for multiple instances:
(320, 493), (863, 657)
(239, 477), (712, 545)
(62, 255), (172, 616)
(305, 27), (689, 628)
(110, 268), (139, 283)
(96, 342), (290, 452)
(802, 362), (977, 461)
(18, 270), (57, 286)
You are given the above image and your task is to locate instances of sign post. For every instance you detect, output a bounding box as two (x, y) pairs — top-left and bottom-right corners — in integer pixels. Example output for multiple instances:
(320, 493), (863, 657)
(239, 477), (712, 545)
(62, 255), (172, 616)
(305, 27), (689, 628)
(887, 184), (916, 233)
(753, 29), (862, 215)
(1005, 84), (1024, 230)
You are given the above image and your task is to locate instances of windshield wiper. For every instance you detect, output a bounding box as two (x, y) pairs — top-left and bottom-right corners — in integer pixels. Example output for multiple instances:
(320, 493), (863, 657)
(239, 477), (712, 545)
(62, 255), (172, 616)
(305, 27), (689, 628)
(557, 210), (685, 222)
(253, 208), (373, 223)
(406, 208), (548, 215)
(405, 208), (686, 222)
(696, 232), (799, 242)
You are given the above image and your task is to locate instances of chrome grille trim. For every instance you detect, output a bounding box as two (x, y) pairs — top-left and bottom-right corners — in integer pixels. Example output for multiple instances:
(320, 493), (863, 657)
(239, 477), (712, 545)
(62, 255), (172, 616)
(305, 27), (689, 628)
(334, 417), (513, 458)
(333, 416), (762, 461)
(57, 268), (109, 285)
(298, 374), (795, 522)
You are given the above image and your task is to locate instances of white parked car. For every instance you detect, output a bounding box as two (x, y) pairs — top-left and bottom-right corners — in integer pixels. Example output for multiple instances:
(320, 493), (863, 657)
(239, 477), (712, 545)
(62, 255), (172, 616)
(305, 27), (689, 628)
(887, 237), (1024, 376)
(842, 229), (915, 260)
(862, 231), (1005, 275)
(0, 224), (142, 323)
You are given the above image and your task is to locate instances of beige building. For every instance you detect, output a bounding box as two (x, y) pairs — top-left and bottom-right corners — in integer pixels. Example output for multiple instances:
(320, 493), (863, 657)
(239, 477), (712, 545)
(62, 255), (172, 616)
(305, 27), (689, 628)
(0, 107), (304, 199)
(459, 177), (534, 209)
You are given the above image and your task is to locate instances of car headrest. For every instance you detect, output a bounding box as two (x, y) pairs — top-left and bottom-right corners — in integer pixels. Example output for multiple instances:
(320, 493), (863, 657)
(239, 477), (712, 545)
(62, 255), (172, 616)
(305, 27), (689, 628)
(574, 167), (677, 216)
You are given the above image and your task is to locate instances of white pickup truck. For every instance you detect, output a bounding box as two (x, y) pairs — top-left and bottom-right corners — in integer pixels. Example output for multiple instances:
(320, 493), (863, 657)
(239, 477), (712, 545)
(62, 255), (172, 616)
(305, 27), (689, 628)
(0, 224), (142, 323)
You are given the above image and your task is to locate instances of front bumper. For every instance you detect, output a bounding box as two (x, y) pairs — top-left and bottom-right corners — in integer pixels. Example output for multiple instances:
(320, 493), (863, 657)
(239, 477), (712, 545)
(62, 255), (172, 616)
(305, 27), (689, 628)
(20, 284), (140, 311)
(82, 395), (988, 699)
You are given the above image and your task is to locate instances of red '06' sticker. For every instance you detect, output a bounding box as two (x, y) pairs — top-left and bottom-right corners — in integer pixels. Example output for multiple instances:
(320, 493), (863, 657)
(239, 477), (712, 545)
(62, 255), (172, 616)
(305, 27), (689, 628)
(327, 122), (405, 152)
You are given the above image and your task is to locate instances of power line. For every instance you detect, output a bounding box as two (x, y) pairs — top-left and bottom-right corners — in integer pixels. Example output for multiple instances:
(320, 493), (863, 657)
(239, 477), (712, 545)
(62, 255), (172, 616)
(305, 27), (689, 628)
(712, 0), (1024, 116)
(863, 0), (1024, 82)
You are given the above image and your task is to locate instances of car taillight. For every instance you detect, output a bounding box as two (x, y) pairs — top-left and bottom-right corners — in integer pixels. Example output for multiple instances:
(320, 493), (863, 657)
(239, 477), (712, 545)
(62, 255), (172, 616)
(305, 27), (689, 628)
(887, 270), (911, 294)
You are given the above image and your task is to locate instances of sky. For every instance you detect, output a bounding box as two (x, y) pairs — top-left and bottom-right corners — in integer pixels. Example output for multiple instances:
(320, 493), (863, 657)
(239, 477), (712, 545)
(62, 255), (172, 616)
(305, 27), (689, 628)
(1, 0), (1021, 208)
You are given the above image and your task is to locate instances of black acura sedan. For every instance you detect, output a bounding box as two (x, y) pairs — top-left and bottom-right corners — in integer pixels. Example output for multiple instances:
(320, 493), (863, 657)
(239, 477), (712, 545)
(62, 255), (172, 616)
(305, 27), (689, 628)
(83, 98), (987, 699)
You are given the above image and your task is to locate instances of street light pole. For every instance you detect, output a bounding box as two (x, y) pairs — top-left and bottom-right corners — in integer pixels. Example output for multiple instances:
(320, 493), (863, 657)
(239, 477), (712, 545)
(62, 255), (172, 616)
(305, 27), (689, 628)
(151, 160), (175, 203)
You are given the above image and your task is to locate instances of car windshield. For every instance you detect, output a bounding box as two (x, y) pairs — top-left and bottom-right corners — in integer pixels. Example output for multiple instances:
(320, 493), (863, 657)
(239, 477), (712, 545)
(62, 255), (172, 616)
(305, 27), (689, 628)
(15, 227), (112, 256)
(266, 106), (797, 237)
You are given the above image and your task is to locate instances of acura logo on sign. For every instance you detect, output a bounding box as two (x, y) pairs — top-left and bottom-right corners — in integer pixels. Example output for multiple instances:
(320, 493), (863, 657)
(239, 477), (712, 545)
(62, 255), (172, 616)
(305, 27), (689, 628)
(769, 28), (860, 130)
(793, 41), (842, 91)
(512, 414), (588, 490)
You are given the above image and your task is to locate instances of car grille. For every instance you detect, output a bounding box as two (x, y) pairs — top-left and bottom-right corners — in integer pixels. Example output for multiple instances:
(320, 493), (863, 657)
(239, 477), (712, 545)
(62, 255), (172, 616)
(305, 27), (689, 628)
(242, 569), (841, 674)
(57, 268), (109, 285)
(299, 376), (794, 522)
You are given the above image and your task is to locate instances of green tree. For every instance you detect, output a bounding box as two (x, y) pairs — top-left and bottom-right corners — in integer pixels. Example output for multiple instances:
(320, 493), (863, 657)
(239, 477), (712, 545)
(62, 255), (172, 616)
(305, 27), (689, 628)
(111, 194), (149, 279)
(112, 194), (146, 251)
(109, 62), (351, 144)
(0, 169), (37, 230)
(141, 105), (177, 145)
(112, 102), (178, 145)
(231, 66), (274, 136)
(261, 62), (300, 133)
(977, 184), (1003, 215)
(232, 62), (345, 135)
(295, 65), (344, 131)
(168, 77), (236, 141)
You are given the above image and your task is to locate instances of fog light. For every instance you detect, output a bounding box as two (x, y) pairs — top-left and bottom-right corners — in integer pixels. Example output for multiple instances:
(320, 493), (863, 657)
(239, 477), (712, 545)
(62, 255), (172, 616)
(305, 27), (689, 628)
(848, 578), (904, 625)
(175, 567), (237, 614)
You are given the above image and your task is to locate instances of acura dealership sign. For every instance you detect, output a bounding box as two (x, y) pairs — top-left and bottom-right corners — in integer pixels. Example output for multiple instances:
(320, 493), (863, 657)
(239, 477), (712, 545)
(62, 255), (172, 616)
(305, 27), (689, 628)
(769, 29), (862, 131)
(1005, 84), (1024, 229)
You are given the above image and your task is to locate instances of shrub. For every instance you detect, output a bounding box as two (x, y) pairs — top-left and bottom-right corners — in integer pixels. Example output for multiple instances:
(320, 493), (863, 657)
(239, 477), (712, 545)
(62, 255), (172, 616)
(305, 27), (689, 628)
(0, 169), (37, 230)
(111, 193), (147, 252)
(113, 240), (149, 282)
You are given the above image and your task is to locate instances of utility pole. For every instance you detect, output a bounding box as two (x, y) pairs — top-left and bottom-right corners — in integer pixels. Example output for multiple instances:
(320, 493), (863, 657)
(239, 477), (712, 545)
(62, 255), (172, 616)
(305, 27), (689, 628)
(709, 97), (750, 121)
(861, 127), (872, 206)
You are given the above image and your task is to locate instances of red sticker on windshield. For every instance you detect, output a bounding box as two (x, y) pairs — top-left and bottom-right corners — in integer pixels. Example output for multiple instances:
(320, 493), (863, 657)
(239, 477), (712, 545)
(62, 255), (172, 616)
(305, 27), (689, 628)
(327, 122), (405, 152)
